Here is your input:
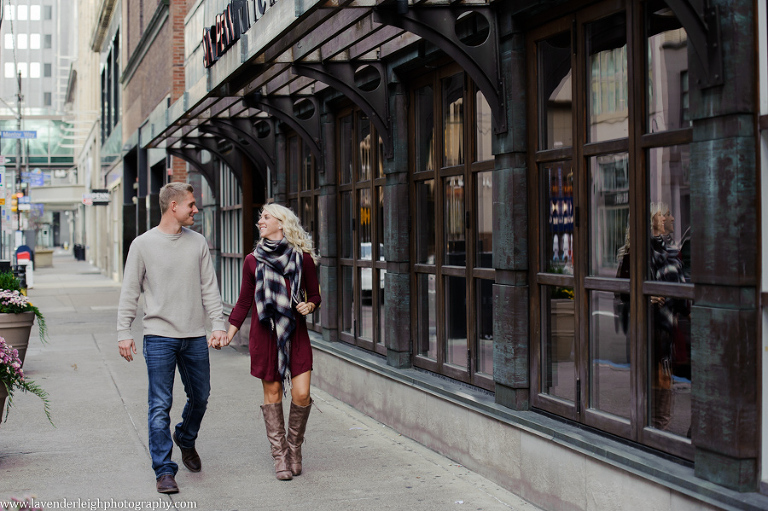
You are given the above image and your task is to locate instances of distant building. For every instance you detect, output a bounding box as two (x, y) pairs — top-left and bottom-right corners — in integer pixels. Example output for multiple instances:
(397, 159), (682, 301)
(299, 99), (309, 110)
(0, 0), (79, 254)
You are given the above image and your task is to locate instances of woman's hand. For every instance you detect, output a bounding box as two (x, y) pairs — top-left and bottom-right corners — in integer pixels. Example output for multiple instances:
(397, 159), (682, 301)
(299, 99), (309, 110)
(296, 301), (316, 316)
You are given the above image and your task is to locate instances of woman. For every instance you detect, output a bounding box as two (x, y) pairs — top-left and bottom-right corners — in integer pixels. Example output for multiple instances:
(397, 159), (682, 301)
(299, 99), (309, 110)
(224, 203), (321, 480)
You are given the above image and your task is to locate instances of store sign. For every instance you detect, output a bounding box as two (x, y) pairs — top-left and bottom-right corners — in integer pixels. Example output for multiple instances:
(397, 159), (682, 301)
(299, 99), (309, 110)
(84, 189), (111, 206)
(202, 0), (256, 68)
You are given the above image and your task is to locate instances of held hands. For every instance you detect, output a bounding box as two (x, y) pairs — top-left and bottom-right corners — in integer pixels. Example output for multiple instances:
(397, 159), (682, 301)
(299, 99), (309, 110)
(296, 301), (316, 316)
(208, 330), (230, 350)
(119, 339), (137, 362)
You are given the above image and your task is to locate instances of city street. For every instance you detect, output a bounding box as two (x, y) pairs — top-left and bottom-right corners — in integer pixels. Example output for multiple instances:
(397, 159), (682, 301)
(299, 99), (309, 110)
(0, 251), (540, 511)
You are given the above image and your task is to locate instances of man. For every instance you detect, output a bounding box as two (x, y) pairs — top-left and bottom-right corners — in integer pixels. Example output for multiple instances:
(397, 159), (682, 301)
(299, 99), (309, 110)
(117, 182), (227, 494)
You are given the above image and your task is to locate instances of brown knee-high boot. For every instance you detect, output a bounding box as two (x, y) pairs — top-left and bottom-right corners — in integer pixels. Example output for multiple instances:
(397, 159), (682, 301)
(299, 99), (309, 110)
(286, 399), (312, 476)
(261, 403), (292, 480)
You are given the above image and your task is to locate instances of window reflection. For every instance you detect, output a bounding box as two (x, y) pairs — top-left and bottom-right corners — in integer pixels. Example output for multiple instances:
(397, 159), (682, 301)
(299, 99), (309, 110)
(543, 284), (576, 402)
(445, 276), (467, 368)
(537, 31), (572, 150)
(647, 0), (689, 132)
(444, 176), (465, 267)
(417, 274), (437, 360)
(340, 115), (353, 184)
(415, 180), (436, 264)
(340, 191), (353, 259)
(443, 73), (464, 167)
(589, 290), (630, 418)
(476, 171), (493, 268)
(360, 267), (373, 340)
(589, 153), (629, 277)
(476, 279), (493, 376)
(358, 112), (372, 181)
(289, 137), (300, 193)
(586, 13), (628, 142)
(341, 266), (354, 334)
(378, 269), (386, 346)
(648, 144), (691, 437)
(543, 162), (574, 274)
(378, 136), (385, 178)
(476, 91), (493, 161)
(648, 145), (691, 278)
(358, 188), (372, 259)
(302, 141), (313, 191)
(415, 86), (434, 172)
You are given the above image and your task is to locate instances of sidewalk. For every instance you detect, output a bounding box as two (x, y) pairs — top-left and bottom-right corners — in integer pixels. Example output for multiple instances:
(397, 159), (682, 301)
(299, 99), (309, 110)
(0, 252), (540, 511)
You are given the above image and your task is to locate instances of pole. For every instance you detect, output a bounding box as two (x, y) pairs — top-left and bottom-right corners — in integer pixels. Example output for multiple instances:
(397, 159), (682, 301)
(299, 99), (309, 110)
(15, 71), (22, 237)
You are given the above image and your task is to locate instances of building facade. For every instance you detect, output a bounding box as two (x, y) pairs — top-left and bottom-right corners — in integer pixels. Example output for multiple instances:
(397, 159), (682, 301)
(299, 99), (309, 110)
(0, 0), (79, 257)
(109, 0), (768, 509)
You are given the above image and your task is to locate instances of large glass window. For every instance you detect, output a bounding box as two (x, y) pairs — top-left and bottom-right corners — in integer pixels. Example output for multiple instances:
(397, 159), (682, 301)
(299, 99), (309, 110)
(220, 165), (243, 306)
(411, 68), (495, 390)
(286, 133), (321, 332)
(529, 0), (692, 459)
(337, 109), (387, 353)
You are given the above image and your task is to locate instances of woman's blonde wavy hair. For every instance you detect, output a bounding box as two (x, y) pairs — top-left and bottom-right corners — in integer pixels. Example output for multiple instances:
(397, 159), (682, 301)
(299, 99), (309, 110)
(257, 203), (319, 264)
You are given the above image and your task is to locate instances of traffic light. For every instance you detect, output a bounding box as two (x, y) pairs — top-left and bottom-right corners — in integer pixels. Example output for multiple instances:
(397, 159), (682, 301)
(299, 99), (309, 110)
(11, 195), (17, 212)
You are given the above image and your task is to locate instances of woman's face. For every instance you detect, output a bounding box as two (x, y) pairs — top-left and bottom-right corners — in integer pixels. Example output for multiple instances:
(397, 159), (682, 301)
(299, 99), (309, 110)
(652, 211), (665, 236)
(258, 211), (283, 241)
(663, 210), (675, 234)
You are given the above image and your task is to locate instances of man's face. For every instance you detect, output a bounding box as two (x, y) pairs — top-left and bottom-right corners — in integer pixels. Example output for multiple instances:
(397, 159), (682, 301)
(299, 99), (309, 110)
(172, 192), (198, 226)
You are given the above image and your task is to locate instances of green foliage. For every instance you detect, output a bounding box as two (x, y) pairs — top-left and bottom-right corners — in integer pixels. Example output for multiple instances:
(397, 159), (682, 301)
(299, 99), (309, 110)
(0, 271), (22, 292)
(1, 336), (53, 426)
(0, 272), (48, 343)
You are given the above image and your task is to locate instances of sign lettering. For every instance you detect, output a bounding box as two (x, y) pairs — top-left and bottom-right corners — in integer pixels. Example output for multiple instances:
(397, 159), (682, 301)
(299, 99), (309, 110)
(202, 0), (254, 68)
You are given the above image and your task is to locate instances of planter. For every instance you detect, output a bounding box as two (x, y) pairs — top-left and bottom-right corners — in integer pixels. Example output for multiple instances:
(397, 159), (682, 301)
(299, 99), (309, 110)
(35, 248), (54, 268)
(0, 311), (35, 367)
(551, 298), (575, 361)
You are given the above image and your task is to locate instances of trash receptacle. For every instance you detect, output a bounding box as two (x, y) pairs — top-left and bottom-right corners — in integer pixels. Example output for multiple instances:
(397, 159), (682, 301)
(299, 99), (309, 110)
(12, 264), (27, 290)
(74, 244), (85, 261)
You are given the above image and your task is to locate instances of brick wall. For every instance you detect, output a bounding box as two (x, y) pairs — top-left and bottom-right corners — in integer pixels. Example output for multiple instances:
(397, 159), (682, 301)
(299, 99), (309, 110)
(170, 0), (188, 182)
(122, 0), (189, 182)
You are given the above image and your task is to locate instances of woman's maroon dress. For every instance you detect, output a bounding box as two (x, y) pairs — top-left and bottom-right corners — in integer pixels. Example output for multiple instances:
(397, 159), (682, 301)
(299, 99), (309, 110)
(228, 252), (321, 381)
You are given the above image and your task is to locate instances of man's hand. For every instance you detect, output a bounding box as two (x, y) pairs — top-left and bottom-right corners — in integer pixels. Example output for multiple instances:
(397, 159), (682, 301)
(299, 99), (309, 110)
(208, 330), (229, 350)
(119, 339), (137, 362)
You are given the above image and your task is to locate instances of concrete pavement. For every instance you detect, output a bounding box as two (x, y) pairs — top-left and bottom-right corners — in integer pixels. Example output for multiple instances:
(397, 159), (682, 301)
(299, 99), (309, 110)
(0, 251), (541, 511)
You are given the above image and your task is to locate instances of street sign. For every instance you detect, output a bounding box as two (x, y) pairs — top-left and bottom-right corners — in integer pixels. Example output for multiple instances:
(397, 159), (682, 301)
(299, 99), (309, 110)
(89, 189), (111, 206)
(1, 131), (37, 139)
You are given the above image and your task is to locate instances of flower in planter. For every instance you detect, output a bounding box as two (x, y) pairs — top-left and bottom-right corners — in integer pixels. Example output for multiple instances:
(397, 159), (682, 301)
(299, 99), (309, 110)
(0, 335), (52, 425)
(0, 271), (48, 342)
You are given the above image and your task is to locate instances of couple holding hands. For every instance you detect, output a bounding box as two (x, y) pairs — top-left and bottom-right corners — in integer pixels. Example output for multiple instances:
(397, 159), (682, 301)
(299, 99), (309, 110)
(117, 182), (321, 494)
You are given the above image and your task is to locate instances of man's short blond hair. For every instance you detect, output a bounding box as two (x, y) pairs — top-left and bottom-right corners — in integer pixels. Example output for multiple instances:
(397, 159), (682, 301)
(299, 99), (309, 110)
(159, 182), (194, 214)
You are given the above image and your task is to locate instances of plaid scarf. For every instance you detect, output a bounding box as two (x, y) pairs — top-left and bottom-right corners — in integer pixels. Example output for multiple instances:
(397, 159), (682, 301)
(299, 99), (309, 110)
(254, 238), (304, 390)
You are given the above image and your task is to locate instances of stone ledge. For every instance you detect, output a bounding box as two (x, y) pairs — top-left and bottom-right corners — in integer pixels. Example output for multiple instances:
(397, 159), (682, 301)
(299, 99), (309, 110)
(310, 332), (768, 511)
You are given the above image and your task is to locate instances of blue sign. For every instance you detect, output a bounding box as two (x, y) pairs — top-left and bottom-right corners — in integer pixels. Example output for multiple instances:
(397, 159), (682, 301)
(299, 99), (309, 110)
(22, 170), (44, 187)
(1, 130), (36, 139)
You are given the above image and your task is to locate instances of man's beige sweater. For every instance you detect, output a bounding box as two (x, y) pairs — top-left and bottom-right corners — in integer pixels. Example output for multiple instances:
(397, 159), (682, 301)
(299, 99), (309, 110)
(117, 227), (226, 341)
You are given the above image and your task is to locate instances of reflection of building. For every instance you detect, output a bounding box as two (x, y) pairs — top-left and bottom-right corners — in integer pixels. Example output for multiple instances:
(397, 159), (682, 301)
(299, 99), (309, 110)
(0, 0), (78, 255)
(77, 0), (768, 508)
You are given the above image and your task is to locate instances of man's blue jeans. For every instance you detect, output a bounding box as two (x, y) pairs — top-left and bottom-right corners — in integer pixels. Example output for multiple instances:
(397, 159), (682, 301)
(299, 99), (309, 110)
(143, 335), (210, 479)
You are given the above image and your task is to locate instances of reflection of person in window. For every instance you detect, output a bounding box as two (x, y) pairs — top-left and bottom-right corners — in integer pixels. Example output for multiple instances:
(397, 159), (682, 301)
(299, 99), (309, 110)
(649, 202), (687, 430)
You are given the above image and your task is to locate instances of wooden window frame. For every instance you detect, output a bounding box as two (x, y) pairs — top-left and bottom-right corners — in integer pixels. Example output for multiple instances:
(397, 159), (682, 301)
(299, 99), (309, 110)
(286, 132), (322, 333)
(336, 107), (388, 355)
(527, 0), (694, 459)
(409, 63), (495, 391)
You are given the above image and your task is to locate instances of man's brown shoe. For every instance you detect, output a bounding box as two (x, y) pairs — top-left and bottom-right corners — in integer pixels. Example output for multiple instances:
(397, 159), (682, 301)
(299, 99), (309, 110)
(173, 432), (202, 472)
(156, 474), (179, 494)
